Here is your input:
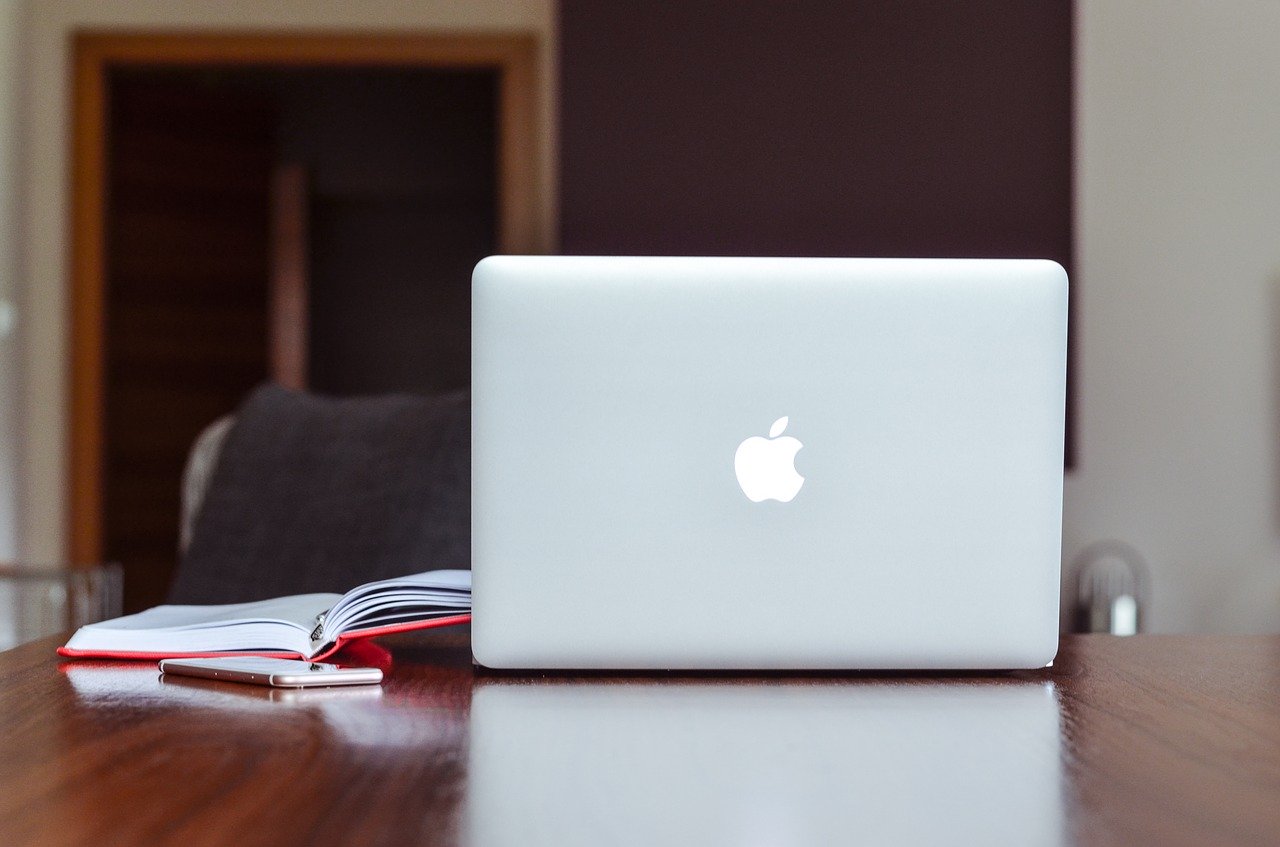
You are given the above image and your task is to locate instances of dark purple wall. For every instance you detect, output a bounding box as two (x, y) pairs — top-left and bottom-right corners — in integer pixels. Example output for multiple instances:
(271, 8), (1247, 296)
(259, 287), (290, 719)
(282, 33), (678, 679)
(558, 1), (1072, 264)
(558, 1), (1075, 461)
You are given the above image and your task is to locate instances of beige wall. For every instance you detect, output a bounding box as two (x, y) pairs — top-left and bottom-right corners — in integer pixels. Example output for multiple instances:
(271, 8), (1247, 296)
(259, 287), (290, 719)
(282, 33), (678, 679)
(9, 0), (557, 565)
(1066, 0), (1280, 631)
(0, 0), (23, 561)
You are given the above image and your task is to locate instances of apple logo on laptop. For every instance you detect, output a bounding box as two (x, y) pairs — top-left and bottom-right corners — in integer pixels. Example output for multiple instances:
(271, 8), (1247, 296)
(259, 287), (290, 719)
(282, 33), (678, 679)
(734, 417), (805, 502)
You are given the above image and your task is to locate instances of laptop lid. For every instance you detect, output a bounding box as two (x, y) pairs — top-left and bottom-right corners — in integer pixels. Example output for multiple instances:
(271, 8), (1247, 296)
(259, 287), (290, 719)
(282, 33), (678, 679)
(471, 256), (1067, 669)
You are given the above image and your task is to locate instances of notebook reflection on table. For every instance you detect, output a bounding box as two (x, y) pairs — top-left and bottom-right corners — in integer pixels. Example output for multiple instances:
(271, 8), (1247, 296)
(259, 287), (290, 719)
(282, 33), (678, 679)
(467, 681), (1065, 847)
(61, 663), (462, 750)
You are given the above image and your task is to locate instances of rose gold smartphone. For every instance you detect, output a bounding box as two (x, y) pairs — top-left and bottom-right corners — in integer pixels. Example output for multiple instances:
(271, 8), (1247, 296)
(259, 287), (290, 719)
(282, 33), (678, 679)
(158, 657), (383, 688)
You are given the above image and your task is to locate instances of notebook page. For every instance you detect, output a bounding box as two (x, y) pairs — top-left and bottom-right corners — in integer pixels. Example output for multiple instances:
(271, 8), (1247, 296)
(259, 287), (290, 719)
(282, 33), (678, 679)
(61, 620), (318, 656)
(82, 593), (341, 631)
(61, 593), (341, 656)
(326, 591), (471, 635)
(326, 570), (471, 634)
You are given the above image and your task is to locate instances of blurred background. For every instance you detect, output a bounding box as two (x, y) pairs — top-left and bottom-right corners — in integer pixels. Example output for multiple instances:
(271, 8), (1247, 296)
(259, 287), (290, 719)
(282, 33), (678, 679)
(1, 0), (1278, 644)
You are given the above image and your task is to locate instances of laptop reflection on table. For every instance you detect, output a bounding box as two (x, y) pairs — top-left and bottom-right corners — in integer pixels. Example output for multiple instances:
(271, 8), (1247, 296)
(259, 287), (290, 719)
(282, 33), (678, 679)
(466, 680), (1064, 847)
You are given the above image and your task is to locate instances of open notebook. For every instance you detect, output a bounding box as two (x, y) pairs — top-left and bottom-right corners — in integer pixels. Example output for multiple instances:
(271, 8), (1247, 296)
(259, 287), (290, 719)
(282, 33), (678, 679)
(58, 570), (471, 661)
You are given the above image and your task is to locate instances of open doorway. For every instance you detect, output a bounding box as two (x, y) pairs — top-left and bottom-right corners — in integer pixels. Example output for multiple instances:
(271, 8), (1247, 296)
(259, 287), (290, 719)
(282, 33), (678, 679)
(71, 34), (546, 611)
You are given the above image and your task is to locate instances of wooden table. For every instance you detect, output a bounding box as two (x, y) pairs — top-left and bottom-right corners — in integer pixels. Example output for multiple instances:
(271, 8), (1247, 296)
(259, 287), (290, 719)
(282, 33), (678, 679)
(1, 632), (1277, 847)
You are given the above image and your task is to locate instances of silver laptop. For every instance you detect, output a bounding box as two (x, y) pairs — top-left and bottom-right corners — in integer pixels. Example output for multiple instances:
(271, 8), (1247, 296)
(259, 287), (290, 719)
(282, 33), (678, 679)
(471, 256), (1067, 669)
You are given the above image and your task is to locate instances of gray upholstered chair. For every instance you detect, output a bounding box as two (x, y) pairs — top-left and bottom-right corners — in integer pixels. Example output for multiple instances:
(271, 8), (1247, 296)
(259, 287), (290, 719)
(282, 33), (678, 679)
(179, 415), (234, 557)
(168, 384), (470, 605)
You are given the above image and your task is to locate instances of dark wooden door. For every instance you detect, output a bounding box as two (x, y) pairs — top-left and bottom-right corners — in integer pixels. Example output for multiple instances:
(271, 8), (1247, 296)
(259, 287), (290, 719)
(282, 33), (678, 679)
(104, 78), (274, 611)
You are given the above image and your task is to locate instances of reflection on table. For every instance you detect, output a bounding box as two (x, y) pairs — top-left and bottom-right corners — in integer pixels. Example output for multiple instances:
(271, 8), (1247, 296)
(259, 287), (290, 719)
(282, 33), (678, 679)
(467, 680), (1064, 847)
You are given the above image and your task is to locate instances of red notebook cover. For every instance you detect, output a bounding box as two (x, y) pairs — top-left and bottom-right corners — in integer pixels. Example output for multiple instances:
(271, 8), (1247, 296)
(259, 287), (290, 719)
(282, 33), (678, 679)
(56, 613), (471, 662)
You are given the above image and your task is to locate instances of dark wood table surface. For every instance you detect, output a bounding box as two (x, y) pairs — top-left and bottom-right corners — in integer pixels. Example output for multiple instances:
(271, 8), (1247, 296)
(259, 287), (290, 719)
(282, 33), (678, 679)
(1, 631), (1277, 847)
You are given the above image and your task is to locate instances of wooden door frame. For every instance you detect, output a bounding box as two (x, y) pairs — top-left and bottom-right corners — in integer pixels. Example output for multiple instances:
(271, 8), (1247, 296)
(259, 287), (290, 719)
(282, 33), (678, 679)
(69, 31), (546, 565)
